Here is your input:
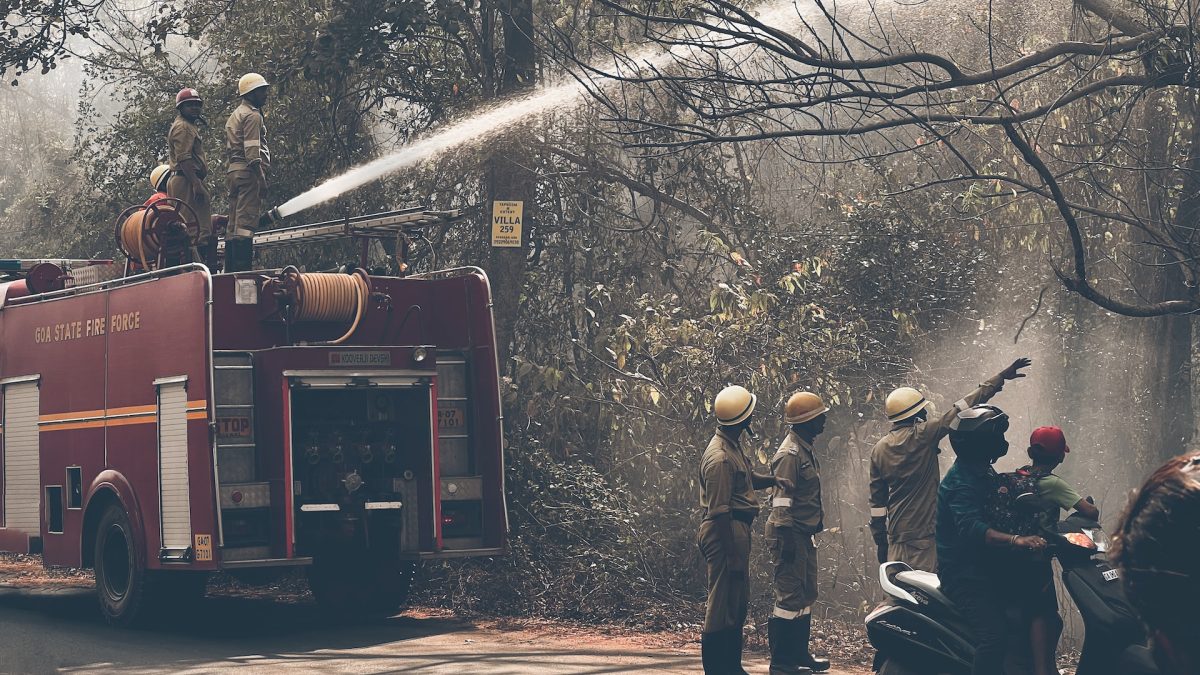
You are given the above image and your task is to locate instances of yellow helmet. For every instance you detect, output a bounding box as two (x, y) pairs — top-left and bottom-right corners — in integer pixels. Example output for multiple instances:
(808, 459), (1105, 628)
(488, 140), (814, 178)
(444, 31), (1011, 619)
(149, 164), (171, 191)
(714, 385), (757, 426)
(784, 391), (829, 425)
(885, 386), (930, 423)
(237, 72), (270, 97)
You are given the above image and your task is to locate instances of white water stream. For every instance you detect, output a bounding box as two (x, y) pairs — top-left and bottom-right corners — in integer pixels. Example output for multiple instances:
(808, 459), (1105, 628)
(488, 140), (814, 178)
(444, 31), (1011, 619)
(274, 0), (825, 218)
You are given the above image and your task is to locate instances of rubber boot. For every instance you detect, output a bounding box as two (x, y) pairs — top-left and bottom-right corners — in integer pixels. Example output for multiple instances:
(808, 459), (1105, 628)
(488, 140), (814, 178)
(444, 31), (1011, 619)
(769, 617), (813, 674)
(224, 238), (251, 273)
(200, 236), (219, 272)
(731, 627), (753, 675)
(795, 614), (830, 672)
(700, 631), (723, 674)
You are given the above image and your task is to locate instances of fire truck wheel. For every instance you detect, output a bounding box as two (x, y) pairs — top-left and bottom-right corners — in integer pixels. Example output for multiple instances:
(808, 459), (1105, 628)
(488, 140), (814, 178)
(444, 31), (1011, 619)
(94, 504), (149, 626)
(307, 551), (415, 619)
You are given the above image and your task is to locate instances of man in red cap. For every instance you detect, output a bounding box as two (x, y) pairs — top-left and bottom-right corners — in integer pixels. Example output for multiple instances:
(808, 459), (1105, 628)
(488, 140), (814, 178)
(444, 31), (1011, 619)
(167, 87), (215, 268)
(1019, 426), (1099, 675)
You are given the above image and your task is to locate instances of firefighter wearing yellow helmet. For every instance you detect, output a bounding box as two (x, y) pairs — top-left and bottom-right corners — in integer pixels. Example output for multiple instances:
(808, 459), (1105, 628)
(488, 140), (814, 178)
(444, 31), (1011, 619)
(698, 384), (793, 674)
(766, 392), (831, 674)
(868, 358), (1031, 571)
(224, 72), (272, 272)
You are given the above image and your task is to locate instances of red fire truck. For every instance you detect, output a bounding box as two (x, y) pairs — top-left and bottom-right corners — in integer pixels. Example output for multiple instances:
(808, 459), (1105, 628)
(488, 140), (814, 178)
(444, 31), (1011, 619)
(0, 208), (507, 624)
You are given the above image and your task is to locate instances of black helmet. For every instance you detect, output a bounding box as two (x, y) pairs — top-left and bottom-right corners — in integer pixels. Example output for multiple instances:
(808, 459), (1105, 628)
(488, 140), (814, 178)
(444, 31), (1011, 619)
(948, 404), (1010, 462)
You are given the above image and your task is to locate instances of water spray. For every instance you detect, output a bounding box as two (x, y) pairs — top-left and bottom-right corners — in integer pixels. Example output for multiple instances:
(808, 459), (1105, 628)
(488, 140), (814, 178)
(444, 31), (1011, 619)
(266, 0), (817, 221)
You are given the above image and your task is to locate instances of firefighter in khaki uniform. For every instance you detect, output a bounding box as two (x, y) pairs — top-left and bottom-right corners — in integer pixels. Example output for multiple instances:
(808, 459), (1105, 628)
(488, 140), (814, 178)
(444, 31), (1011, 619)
(766, 392), (831, 674)
(698, 385), (793, 674)
(225, 72), (271, 272)
(868, 358), (1031, 570)
(167, 87), (216, 269)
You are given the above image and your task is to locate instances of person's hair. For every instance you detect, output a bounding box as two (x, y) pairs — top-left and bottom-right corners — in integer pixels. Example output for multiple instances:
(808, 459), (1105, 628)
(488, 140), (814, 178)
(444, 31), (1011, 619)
(1113, 452), (1200, 646)
(1027, 443), (1063, 466)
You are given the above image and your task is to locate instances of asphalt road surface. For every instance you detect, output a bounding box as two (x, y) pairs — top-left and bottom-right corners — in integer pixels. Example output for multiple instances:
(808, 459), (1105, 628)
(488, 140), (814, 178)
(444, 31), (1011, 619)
(0, 586), (867, 674)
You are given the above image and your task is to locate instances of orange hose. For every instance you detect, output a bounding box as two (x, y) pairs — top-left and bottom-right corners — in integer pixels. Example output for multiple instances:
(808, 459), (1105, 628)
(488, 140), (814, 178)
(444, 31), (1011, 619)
(120, 209), (158, 270)
(291, 271), (369, 344)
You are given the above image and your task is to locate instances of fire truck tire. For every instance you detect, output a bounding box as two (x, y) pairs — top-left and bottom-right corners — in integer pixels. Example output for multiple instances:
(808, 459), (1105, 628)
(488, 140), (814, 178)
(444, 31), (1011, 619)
(307, 551), (414, 618)
(94, 504), (150, 626)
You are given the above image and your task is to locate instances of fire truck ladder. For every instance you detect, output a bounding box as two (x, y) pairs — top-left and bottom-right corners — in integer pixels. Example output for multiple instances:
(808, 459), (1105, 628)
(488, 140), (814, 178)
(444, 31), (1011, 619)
(226, 207), (464, 270)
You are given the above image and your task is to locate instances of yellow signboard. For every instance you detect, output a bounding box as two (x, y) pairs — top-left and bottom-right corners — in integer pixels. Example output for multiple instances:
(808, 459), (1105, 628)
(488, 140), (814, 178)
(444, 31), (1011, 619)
(491, 200), (523, 248)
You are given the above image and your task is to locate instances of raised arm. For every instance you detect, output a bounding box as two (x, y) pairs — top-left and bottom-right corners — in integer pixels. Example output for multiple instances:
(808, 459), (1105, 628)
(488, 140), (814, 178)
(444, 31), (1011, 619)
(925, 358), (1031, 442)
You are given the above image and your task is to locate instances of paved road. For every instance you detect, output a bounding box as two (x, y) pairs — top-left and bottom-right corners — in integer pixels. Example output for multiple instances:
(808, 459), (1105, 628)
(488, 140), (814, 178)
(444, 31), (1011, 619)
(0, 587), (866, 674)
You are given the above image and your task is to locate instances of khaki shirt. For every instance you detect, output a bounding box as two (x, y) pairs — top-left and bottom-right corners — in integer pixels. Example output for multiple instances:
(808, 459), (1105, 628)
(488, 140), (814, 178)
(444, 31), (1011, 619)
(168, 116), (207, 175)
(767, 430), (823, 535)
(699, 427), (759, 519)
(869, 375), (1004, 543)
(225, 101), (270, 172)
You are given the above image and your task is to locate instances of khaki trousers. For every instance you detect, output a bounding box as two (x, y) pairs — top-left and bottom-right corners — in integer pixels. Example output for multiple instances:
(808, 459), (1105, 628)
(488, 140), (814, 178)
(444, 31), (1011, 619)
(698, 517), (752, 634)
(890, 536), (937, 572)
(227, 168), (264, 238)
(766, 527), (818, 615)
(166, 175), (213, 239)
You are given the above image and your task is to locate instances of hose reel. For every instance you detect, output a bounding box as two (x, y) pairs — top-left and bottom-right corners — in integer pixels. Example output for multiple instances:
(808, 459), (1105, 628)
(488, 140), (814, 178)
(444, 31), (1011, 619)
(267, 267), (371, 345)
(114, 198), (200, 274)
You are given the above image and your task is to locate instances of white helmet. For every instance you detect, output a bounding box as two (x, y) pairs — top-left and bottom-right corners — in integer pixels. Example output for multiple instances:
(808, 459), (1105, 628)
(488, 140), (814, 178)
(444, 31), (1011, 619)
(714, 385), (756, 426)
(237, 72), (270, 97)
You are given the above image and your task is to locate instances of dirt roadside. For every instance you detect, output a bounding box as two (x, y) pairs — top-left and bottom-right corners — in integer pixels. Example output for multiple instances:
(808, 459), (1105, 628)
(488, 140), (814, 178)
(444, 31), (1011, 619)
(0, 553), (875, 674)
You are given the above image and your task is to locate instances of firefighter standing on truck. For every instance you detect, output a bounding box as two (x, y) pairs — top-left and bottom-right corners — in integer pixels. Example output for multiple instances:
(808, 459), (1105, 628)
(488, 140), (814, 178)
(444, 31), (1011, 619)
(168, 87), (215, 269)
(766, 392), (831, 675)
(225, 72), (271, 272)
(698, 385), (793, 674)
(868, 358), (1031, 570)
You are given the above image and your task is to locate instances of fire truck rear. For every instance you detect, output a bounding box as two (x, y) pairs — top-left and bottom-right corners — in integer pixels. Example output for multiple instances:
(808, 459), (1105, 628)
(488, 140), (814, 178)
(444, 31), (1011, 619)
(0, 208), (507, 624)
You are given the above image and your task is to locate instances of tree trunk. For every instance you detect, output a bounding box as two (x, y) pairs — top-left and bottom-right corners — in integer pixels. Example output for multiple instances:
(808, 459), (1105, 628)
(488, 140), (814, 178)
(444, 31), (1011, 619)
(1138, 88), (1194, 462)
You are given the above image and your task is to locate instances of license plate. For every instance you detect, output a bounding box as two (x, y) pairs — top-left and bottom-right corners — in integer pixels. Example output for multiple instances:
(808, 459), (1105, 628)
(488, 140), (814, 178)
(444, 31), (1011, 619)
(438, 408), (465, 430)
(1102, 568), (1120, 582)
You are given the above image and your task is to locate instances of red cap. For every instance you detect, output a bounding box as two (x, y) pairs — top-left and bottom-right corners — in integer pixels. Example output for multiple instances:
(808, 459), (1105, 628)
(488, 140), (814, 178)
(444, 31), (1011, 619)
(1030, 426), (1069, 457)
(175, 88), (203, 107)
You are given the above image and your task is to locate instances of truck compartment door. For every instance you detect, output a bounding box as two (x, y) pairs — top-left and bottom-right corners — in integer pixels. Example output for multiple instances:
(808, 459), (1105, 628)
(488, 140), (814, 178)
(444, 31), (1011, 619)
(2, 376), (40, 551)
(155, 376), (192, 561)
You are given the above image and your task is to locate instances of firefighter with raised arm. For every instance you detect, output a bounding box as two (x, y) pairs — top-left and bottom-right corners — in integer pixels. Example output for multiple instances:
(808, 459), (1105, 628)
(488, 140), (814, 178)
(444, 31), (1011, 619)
(225, 72), (271, 272)
(868, 358), (1031, 571)
(766, 392), (831, 675)
(698, 385), (793, 674)
(167, 87), (215, 269)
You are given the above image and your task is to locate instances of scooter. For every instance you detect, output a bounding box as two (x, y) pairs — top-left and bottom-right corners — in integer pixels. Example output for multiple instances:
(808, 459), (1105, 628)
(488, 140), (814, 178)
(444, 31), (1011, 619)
(864, 513), (1159, 675)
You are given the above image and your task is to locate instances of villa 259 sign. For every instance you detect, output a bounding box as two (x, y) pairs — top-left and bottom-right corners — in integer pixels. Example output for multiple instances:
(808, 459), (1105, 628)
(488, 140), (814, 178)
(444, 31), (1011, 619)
(491, 200), (523, 248)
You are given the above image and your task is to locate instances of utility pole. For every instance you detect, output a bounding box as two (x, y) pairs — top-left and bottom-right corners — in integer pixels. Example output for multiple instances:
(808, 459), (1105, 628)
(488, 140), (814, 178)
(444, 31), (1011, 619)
(485, 0), (535, 374)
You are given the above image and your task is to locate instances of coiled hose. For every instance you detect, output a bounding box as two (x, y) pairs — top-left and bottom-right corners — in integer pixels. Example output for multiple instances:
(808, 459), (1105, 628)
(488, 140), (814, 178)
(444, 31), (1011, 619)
(118, 209), (160, 271)
(289, 269), (370, 345)
(114, 199), (197, 271)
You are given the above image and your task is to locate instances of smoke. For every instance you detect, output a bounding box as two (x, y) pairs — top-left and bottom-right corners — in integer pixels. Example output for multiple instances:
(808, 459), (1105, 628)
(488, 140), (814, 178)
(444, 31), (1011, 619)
(274, 0), (881, 219)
